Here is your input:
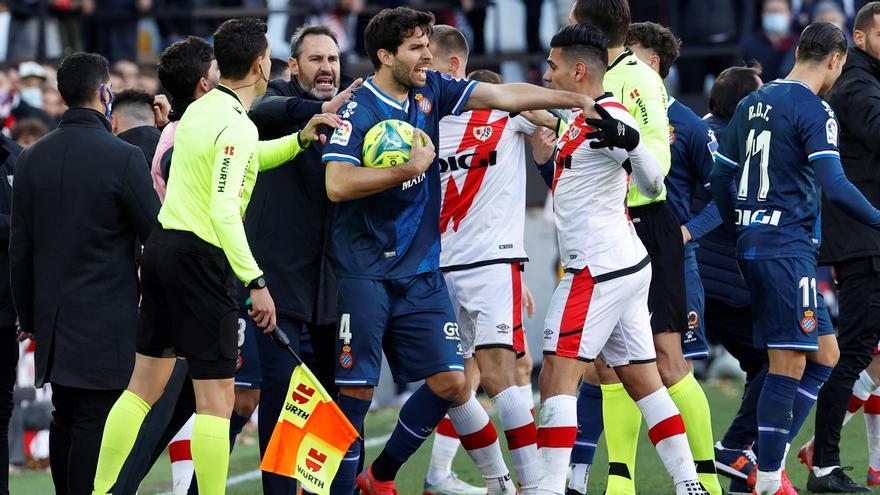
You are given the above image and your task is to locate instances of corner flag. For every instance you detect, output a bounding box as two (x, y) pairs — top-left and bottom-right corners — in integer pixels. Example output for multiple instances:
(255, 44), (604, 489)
(259, 360), (358, 494)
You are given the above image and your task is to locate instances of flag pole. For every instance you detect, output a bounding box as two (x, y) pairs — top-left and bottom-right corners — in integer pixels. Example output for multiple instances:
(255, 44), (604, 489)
(246, 298), (303, 366)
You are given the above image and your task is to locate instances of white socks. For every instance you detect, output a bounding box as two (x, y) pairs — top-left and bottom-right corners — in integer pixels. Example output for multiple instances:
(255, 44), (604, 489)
(427, 416), (460, 485)
(169, 415), (195, 495)
(448, 395), (515, 494)
(636, 387), (698, 486)
(536, 395), (577, 495)
(493, 385), (538, 493)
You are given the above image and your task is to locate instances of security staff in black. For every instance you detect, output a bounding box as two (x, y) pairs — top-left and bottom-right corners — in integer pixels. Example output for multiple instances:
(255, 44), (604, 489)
(9, 52), (159, 495)
(810, 4), (880, 492)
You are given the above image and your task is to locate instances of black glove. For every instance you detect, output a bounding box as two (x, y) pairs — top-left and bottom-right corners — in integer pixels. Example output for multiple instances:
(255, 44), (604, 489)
(584, 103), (640, 152)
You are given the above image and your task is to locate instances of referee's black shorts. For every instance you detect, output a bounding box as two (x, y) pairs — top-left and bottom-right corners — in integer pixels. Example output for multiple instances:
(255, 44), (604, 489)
(137, 228), (239, 380)
(629, 201), (687, 335)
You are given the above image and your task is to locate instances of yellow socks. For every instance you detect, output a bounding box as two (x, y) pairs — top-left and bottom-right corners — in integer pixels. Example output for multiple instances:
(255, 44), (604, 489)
(668, 372), (722, 495)
(191, 413), (231, 495)
(601, 383), (640, 495)
(92, 390), (151, 495)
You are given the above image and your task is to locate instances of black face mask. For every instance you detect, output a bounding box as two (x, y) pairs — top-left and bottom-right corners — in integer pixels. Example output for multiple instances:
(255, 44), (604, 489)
(100, 84), (113, 119)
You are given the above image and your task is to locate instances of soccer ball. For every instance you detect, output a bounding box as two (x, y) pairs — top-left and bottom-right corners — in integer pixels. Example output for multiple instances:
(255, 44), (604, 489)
(362, 119), (416, 169)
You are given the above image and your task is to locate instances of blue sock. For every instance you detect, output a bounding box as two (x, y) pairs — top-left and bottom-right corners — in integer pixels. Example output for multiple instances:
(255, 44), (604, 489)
(789, 362), (833, 442)
(330, 394), (371, 495)
(571, 382), (603, 465)
(372, 384), (455, 482)
(757, 373), (799, 472)
(229, 411), (249, 452)
(722, 366), (766, 449)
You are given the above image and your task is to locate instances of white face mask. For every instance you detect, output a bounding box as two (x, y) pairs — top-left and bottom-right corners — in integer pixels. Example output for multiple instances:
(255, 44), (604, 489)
(763, 13), (790, 34)
(19, 87), (43, 109)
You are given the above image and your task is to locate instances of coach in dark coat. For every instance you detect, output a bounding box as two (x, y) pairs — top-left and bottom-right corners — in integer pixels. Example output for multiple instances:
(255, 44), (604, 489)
(9, 53), (159, 495)
(810, 5), (880, 491)
(246, 25), (357, 495)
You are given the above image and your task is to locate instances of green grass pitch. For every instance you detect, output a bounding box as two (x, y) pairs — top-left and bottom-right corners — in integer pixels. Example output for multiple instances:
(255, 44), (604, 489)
(9, 380), (876, 494)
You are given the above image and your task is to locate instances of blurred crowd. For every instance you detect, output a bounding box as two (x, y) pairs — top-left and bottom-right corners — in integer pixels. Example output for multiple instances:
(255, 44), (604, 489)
(0, 0), (875, 112)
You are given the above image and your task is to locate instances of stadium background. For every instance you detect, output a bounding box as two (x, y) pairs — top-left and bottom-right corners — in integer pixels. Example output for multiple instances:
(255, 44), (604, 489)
(0, 0), (865, 493)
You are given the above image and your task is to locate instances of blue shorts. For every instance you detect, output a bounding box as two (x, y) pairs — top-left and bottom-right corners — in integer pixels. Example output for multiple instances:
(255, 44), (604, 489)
(682, 245), (709, 360)
(234, 308), (262, 389)
(335, 270), (465, 386)
(740, 257), (833, 352)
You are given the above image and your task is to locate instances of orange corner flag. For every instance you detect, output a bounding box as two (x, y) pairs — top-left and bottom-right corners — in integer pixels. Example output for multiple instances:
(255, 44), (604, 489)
(260, 364), (358, 494)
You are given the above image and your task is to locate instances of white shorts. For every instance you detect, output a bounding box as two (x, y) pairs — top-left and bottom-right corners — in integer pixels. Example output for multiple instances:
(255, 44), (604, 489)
(542, 261), (656, 367)
(443, 262), (526, 359)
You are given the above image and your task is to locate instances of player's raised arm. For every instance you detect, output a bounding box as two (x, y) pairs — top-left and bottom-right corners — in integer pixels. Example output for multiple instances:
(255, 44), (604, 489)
(325, 128), (435, 202)
(464, 81), (599, 118)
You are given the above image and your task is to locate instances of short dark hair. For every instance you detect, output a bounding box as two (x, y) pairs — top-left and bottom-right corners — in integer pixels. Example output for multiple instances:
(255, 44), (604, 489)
(709, 65), (762, 120)
(157, 36), (214, 102)
(796, 21), (848, 62)
(430, 25), (469, 60)
(364, 7), (435, 69)
(213, 17), (268, 80)
(625, 22), (680, 78)
(571, 0), (631, 47)
(57, 53), (109, 108)
(269, 58), (289, 80)
(11, 118), (48, 142)
(113, 89), (155, 122)
(467, 69), (503, 84)
(289, 25), (338, 59)
(551, 24), (609, 70)
(855, 1), (880, 33)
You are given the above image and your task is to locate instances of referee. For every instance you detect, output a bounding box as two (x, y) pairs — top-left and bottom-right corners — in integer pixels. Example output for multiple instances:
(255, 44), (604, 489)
(90, 18), (340, 494)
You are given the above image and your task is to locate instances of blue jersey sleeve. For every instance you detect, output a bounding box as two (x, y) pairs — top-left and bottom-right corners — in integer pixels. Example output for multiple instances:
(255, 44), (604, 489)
(322, 102), (371, 166)
(432, 71), (478, 118)
(710, 108), (743, 229)
(715, 105), (741, 169)
(815, 156), (880, 229)
(684, 123), (723, 240)
(800, 97), (840, 162)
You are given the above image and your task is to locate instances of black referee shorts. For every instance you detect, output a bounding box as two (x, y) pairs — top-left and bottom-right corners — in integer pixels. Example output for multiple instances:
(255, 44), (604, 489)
(630, 201), (687, 334)
(136, 228), (239, 380)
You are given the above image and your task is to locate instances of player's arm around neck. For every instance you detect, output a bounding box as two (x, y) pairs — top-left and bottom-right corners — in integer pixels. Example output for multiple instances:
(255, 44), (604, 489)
(463, 82), (597, 118)
(326, 128), (435, 202)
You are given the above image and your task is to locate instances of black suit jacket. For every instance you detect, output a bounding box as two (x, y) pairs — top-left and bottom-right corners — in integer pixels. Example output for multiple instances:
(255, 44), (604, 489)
(10, 108), (160, 389)
(118, 125), (161, 169)
(0, 136), (22, 327)
(246, 78), (352, 325)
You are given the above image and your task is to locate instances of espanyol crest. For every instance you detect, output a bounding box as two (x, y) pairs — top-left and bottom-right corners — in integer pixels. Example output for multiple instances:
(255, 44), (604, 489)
(473, 125), (493, 142)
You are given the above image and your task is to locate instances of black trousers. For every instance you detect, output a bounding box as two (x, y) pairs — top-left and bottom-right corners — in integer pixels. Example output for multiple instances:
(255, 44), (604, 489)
(114, 360), (195, 495)
(0, 326), (17, 495)
(50, 384), (122, 495)
(704, 298), (769, 448)
(814, 257), (880, 468)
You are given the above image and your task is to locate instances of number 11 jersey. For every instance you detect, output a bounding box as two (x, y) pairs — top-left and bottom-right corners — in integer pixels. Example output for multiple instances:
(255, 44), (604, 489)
(715, 79), (840, 260)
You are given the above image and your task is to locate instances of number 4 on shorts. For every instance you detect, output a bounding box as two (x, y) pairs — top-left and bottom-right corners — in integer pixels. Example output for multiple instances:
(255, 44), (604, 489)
(339, 313), (352, 345)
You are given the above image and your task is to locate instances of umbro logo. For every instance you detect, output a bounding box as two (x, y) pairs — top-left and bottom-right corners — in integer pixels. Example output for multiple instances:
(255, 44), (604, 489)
(544, 328), (553, 337)
(496, 323), (510, 332)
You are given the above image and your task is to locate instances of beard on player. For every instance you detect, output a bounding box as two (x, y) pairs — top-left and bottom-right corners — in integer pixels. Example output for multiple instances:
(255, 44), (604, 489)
(391, 52), (431, 89)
